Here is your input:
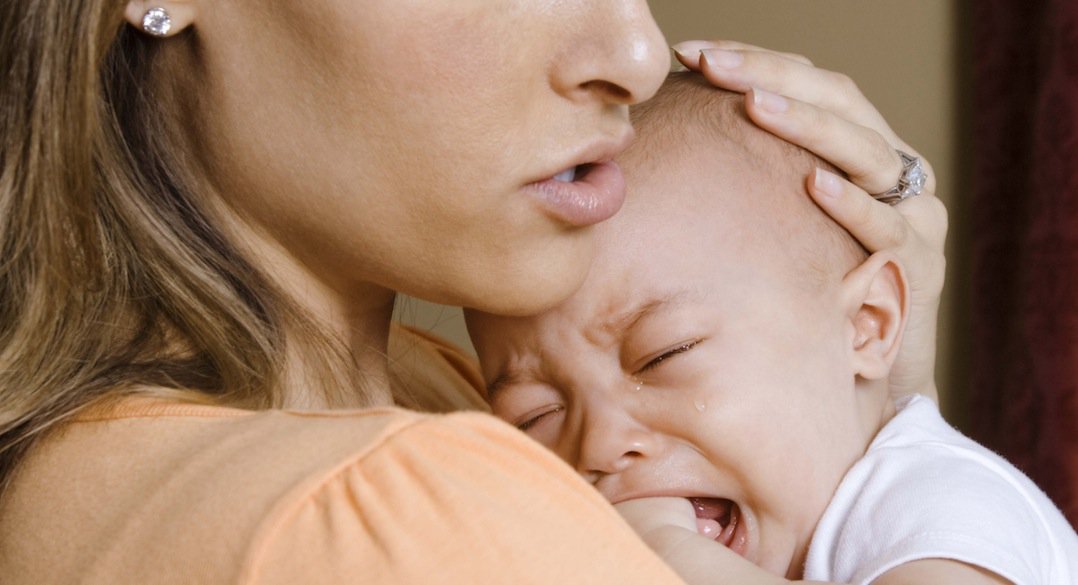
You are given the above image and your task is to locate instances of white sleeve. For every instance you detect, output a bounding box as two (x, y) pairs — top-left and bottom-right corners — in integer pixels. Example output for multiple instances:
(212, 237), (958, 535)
(806, 440), (1068, 585)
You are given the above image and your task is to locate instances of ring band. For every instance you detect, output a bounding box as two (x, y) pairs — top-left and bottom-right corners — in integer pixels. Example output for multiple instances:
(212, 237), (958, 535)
(872, 150), (927, 205)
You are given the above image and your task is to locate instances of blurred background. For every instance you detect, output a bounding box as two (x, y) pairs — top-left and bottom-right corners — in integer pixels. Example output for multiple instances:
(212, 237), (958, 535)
(396, 1), (1077, 527)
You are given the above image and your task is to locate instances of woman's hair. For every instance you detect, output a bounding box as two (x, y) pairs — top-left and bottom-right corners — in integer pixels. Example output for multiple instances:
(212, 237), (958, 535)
(0, 1), (349, 494)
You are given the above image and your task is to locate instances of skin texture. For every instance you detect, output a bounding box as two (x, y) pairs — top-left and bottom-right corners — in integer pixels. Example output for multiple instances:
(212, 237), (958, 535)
(468, 134), (910, 578)
(674, 44), (947, 401)
(468, 105), (1001, 583)
(115, 1), (958, 580)
(181, 0), (667, 315)
(127, 2), (668, 316)
(124, 0), (668, 405)
(123, 1), (948, 411)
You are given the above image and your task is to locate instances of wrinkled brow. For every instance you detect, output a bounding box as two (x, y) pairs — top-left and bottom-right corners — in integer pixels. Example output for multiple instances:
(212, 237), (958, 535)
(485, 370), (526, 405)
(593, 290), (694, 338)
(485, 291), (694, 403)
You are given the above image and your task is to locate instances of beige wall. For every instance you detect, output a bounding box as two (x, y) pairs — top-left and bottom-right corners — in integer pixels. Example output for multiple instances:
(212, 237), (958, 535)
(396, 1), (972, 421)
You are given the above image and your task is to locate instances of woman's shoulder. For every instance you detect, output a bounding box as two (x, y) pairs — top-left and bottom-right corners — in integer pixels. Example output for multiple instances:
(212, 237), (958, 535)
(3, 396), (682, 584)
(0, 397), (524, 583)
(242, 402), (681, 584)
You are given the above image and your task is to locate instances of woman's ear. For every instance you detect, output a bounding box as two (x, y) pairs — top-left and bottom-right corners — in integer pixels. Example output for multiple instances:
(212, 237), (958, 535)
(840, 251), (909, 381)
(124, 1), (197, 37)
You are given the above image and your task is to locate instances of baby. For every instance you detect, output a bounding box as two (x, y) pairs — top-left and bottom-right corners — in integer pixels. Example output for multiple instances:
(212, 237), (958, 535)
(465, 74), (1078, 585)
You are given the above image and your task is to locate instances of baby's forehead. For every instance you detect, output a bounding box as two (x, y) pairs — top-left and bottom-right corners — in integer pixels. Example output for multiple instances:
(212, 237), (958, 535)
(615, 147), (778, 261)
(469, 283), (708, 380)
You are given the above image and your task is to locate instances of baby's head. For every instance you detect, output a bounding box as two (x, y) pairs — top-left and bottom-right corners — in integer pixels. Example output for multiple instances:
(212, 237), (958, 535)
(465, 73), (909, 578)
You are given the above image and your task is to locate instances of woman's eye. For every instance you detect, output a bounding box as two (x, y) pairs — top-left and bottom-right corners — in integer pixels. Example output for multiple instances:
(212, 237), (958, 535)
(638, 340), (699, 373)
(516, 405), (565, 432)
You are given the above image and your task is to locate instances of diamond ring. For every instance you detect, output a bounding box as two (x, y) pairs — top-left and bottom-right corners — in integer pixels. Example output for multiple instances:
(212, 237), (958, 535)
(872, 150), (927, 205)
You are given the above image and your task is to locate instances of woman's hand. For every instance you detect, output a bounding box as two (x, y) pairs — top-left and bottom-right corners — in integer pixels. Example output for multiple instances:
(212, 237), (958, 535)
(672, 40), (948, 400)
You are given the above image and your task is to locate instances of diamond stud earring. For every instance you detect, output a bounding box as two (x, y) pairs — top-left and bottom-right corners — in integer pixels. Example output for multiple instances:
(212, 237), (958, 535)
(141, 7), (173, 37)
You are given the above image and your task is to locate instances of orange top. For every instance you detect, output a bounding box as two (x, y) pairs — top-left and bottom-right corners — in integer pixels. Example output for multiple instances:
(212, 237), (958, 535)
(0, 327), (683, 584)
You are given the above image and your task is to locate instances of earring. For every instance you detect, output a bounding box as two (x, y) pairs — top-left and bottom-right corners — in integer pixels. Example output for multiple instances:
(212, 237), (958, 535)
(141, 7), (173, 37)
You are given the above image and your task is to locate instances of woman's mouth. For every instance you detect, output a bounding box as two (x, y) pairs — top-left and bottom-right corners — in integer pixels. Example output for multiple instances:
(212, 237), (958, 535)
(527, 160), (626, 228)
(552, 166), (580, 183)
(690, 497), (749, 556)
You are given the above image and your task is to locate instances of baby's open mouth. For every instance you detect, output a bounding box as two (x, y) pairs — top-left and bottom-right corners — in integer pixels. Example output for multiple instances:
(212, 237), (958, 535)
(690, 497), (743, 550)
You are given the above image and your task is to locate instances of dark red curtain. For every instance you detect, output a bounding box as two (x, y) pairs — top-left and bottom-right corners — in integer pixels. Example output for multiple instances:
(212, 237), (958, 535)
(971, 0), (1078, 528)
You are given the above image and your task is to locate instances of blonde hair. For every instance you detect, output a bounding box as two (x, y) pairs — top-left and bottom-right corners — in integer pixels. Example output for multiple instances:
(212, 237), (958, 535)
(0, 1), (347, 494)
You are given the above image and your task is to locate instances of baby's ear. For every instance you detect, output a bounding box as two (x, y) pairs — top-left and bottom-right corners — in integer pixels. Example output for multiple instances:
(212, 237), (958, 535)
(839, 252), (909, 381)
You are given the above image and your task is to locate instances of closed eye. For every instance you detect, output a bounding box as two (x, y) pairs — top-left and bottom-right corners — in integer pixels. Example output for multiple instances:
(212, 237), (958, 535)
(638, 340), (700, 373)
(516, 404), (566, 432)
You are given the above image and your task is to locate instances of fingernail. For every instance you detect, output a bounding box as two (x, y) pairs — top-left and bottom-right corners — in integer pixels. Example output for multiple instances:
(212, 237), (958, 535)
(813, 168), (843, 199)
(751, 87), (788, 114)
(700, 48), (743, 69)
(672, 40), (712, 57)
(671, 48), (695, 69)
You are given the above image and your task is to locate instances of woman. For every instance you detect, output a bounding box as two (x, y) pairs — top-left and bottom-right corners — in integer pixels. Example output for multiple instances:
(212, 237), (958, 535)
(0, 1), (945, 582)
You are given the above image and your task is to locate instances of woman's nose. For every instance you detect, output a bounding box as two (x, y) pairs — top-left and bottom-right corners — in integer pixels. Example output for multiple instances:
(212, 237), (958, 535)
(551, 0), (668, 106)
(575, 406), (660, 484)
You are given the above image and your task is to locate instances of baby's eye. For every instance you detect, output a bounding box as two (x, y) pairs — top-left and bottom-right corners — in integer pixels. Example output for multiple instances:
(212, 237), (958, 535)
(516, 404), (566, 432)
(638, 340), (700, 373)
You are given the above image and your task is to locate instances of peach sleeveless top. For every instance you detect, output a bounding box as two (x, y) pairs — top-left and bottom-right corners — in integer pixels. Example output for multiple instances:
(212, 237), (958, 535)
(0, 327), (681, 584)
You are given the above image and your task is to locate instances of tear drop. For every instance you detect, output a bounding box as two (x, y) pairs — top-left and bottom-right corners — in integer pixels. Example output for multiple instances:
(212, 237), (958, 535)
(694, 399), (707, 413)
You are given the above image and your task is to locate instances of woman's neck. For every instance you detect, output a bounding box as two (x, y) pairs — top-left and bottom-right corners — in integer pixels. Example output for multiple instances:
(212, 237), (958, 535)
(280, 288), (398, 410)
(213, 200), (400, 410)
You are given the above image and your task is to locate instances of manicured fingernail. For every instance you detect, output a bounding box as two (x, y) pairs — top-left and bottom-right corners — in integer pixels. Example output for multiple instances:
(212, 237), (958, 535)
(700, 48), (743, 69)
(672, 40), (712, 57)
(813, 168), (843, 199)
(671, 48), (695, 69)
(751, 87), (788, 114)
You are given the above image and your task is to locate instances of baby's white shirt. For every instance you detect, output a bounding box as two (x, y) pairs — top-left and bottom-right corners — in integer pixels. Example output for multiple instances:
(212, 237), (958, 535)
(803, 394), (1078, 584)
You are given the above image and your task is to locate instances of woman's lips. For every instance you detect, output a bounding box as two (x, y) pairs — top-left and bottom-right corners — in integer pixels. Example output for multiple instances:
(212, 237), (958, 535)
(690, 497), (750, 557)
(526, 160), (626, 227)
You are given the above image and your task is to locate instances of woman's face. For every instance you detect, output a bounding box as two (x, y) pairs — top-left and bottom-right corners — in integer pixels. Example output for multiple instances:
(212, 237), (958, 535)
(180, 1), (668, 315)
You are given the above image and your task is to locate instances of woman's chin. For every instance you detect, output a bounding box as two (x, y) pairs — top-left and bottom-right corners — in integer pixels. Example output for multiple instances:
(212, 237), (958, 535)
(463, 259), (593, 317)
(471, 277), (585, 317)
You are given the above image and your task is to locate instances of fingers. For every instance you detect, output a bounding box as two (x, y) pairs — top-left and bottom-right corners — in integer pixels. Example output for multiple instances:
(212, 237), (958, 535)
(685, 44), (944, 243)
(674, 40), (947, 256)
(809, 168), (947, 253)
(810, 168), (906, 251)
(674, 40), (901, 149)
(699, 48), (942, 237)
(677, 43), (941, 197)
(900, 193), (950, 251)
(674, 39), (948, 413)
(672, 39), (812, 68)
(696, 49), (898, 143)
(746, 88), (934, 196)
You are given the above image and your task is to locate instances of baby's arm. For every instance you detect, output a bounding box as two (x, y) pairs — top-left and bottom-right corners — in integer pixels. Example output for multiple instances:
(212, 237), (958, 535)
(615, 498), (1013, 585)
